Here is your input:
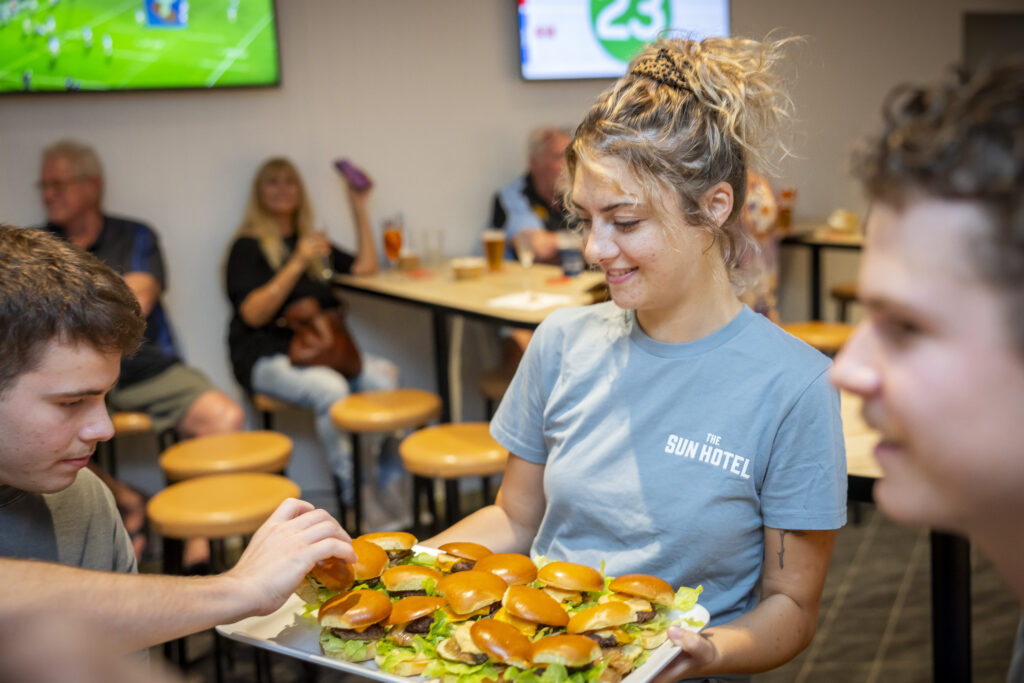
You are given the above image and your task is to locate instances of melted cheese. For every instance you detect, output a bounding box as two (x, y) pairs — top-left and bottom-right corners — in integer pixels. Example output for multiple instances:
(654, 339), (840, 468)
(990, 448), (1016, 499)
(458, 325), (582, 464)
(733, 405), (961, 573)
(492, 607), (538, 638)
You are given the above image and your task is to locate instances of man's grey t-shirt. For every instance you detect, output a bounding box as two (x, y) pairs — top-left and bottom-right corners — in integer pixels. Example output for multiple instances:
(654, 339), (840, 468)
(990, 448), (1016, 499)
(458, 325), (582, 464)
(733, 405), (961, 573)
(0, 468), (136, 573)
(492, 303), (847, 627)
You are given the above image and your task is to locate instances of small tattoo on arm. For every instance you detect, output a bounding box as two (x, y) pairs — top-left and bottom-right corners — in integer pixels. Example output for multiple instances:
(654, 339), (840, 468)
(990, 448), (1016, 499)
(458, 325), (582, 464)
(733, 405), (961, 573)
(777, 530), (806, 569)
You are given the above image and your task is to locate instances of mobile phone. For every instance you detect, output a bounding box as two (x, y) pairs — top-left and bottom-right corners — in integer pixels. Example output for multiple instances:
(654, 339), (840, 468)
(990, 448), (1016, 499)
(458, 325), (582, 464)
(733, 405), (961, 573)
(334, 158), (373, 192)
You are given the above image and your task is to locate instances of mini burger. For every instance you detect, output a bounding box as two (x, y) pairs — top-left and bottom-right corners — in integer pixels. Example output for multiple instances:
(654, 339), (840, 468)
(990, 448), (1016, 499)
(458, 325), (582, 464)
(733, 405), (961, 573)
(349, 538), (390, 588)
(601, 574), (675, 648)
(357, 531), (418, 564)
(435, 618), (532, 670)
(384, 596), (449, 647)
(435, 541), (493, 573)
(473, 552), (538, 586)
(493, 584), (569, 638)
(436, 569), (508, 621)
(374, 596), (449, 676)
(531, 635), (610, 681)
(318, 589), (393, 662)
(536, 561), (605, 607)
(295, 556), (354, 605)
(381, 565), (444, 598)
(566, 602), (644, 676)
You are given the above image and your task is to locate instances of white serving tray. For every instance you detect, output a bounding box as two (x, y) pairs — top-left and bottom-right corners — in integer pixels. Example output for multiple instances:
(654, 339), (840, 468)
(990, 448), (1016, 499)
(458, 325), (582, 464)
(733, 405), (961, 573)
(217, 551), (709, 683)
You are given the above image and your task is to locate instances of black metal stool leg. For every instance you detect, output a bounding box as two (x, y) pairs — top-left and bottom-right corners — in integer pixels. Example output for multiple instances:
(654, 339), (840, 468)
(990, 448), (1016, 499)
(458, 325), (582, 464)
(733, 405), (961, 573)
(481, 476), (492, 506)
(426, 479), (439, 533)
(444, 479), (460, 526)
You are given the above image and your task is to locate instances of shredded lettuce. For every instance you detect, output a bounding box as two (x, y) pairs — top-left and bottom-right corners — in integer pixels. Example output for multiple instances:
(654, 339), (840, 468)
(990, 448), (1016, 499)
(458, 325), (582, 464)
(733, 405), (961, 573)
(319, 630), (372, 661)
(423, 656), (503, 683)
(408, 552), (439, 568)
(672, 584), (703, 613)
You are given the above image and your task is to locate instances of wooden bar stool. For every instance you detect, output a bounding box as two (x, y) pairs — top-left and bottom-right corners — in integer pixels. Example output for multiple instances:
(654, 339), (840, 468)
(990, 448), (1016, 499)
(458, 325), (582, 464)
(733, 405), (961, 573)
(830, 281), (859, 322)
(252, 393), (303, 431)
(158, 431), (292, 482)
(399, 422), (508, 533)
(329, 389), (442, 535)
(147, 472), (300, 679)
(782, 321), (855, 356)
(95, 411), (176, 477)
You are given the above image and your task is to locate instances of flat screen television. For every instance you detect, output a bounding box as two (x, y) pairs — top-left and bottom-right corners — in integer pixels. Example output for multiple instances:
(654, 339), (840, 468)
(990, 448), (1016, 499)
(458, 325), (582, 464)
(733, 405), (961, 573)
(0, 0), (280, 93)
(519, 0), (730, 80)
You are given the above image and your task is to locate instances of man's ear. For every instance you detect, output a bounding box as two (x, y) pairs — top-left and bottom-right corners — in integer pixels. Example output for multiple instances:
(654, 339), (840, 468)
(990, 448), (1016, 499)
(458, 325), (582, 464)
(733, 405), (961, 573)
(704, 181), (734, 228)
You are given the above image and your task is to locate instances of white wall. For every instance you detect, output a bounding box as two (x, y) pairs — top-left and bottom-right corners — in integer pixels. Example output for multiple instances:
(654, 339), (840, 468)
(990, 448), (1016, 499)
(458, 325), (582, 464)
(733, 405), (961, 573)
(2, 0), (1020, 404)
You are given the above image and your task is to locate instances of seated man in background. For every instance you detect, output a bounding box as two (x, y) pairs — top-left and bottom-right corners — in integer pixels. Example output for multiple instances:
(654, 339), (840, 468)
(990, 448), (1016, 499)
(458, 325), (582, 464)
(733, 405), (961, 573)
(488, 125), (571, 264)
(486, 126), (572, 376)
(36, 139), (244, 558)
(829, 60), (1024, 681)
(0, 224), (355, 654)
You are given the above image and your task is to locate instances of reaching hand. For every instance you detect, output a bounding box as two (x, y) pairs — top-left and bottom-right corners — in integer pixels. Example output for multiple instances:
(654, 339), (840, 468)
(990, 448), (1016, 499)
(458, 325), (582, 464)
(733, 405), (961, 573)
(649, 626), (718, 683)
(224, 498), (355, 617)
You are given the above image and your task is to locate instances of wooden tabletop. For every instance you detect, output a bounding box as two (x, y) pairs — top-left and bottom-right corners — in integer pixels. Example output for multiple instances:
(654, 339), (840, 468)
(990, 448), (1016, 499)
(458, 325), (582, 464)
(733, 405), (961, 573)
(782, 225), (864, 248)
(841, 390), (882, 479)
(332, 262), (606, 326)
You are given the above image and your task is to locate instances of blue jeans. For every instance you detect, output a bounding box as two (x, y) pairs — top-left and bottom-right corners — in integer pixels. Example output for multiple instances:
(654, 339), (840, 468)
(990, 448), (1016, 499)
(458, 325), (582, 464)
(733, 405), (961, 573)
(251, 353), (401, 504)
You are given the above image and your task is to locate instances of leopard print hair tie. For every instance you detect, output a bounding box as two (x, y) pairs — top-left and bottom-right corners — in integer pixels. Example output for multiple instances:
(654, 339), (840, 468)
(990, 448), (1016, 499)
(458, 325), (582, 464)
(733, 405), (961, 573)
(630, 48), (692, 93)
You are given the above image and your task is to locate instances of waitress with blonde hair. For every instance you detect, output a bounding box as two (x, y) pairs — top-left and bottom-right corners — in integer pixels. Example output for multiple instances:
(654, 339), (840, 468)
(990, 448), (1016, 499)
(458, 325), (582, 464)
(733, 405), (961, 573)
(426, 37), (846, 681)
(225, 158), (401, 514)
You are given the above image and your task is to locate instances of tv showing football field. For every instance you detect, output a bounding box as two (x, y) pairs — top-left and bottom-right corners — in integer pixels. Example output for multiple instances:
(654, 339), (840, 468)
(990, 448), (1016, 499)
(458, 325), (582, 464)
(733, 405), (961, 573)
(0, 0), (280, 93)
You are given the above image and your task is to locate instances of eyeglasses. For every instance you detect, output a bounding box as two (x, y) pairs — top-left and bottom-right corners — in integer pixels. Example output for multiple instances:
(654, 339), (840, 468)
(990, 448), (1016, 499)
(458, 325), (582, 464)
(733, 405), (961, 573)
(35, 177), (86, 193)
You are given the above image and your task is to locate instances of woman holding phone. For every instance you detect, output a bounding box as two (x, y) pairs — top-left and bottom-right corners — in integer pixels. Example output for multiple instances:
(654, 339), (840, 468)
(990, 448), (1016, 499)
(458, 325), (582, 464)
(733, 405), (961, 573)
(225, 158), (403, 517)
(426, 37), (846, 681)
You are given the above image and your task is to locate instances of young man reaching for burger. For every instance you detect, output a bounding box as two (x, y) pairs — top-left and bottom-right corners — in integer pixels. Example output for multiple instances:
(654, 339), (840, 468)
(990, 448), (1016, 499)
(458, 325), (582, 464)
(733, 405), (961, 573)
(0, 225), (356, 654)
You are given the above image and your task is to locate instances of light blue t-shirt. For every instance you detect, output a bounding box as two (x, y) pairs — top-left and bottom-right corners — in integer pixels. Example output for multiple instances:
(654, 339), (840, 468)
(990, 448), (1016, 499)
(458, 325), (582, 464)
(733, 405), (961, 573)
(491, 303), (846, 629)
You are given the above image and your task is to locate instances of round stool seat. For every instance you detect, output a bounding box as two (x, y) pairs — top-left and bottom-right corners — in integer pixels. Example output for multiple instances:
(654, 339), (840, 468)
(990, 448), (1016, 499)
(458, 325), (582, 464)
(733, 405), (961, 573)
(478, 369), (513, 402)
(330, 389), (441, 433)
(400, 423), (508, 479)
(253, 393), (299, 414)
(147, 473), (300, 539)
(829, 281), (858, 302)
(112, 411), (153, 435)
(782, 321), (855, 354)
(159, 431), (292, 482)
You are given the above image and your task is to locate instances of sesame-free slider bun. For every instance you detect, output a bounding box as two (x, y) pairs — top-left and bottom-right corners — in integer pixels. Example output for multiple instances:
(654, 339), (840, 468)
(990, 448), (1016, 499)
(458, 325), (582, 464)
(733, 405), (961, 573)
(566, 601), (635, 634)
(309, 557), (355, 592)
(436, 541), (493, 571)
(350, 539), (389, 580)
(536, 561), (604, 593)
(607, 574), (674, 607)
(531, 634), (603, 668)
(318, 590), (393, 630)
(473, 553), (538, 586)
(357, 531), (417, 552)
(381, 564), (443, 592)
(386, 596), (449, 627)
(502, 585), (569, 627)
(470, 619), (533, 669)
(437, 570), (509, 615)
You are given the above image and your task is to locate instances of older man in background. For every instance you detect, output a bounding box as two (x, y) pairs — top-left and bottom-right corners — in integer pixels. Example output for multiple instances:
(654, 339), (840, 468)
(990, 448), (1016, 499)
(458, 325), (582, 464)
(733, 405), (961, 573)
(488, 125), (572, 264)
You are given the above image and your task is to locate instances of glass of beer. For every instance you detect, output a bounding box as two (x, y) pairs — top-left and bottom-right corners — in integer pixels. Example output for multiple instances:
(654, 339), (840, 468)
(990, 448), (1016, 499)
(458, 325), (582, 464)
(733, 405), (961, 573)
(482, 230), (505, 272)
(383, 217), (403, 268)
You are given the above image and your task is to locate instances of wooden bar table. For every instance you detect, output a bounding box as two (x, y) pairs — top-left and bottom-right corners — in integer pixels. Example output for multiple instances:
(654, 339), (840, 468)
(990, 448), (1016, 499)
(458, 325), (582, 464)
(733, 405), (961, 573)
(332, 262), (605, 422)
(841, 392), (972, 683)
(782, 226), (863, 320)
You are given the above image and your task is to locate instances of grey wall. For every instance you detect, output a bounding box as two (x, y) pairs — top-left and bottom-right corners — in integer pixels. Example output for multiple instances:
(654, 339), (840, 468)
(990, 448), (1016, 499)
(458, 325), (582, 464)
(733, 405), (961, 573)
(2, 0), (1021, 416)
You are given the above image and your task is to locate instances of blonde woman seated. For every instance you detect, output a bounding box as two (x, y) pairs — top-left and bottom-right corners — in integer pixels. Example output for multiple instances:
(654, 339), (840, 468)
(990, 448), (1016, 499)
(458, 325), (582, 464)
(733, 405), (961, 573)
(225, 158), (400, 508)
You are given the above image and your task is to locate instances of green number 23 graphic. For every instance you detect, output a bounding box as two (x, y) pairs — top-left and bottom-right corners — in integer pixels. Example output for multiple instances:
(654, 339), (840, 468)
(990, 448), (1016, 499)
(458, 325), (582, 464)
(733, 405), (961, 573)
(591, 0), (671, 62)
